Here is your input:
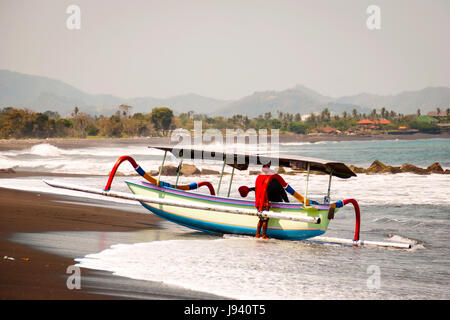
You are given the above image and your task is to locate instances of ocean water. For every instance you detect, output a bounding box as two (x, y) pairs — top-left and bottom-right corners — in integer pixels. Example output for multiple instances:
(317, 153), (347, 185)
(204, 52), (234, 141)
(0, 138), (449, 299)
(280, 138), (450, 168)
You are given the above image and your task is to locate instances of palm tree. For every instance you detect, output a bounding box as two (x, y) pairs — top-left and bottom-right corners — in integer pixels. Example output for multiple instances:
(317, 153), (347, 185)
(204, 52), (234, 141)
(371, 108), (377, 120)
(119, 104), (133, 118)
(389, 111), (396, 119)
(321, 108), (330, 121)
(72, 106), (79, 117)
(277, 111), (283, 120)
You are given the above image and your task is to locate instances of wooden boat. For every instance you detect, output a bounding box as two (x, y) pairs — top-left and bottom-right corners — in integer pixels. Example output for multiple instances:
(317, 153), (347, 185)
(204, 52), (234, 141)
(126, 179), (330, 240)
(44, 145), (412, 249)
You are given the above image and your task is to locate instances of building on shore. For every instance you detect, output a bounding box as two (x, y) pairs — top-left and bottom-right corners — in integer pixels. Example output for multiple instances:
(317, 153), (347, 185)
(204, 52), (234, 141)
(316, 125), (338, 134)
(357, 119), (374, 126)
(437, 123), (450, 132)
(357, 119), (391, 131)
(427, 111), (449, 118)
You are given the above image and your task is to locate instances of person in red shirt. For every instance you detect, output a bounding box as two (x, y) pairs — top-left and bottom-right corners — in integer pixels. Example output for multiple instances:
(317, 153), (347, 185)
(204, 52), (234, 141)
(239, 164), (313, 239)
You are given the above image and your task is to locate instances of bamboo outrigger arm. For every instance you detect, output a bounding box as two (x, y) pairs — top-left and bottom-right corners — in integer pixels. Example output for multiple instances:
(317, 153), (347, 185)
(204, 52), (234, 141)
(43, 180), (321, 224)
(104, 155), (216, 195)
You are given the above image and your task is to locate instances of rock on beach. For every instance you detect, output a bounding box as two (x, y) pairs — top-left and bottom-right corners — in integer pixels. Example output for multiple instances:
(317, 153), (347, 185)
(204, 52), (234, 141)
(348, 160), (447, 175)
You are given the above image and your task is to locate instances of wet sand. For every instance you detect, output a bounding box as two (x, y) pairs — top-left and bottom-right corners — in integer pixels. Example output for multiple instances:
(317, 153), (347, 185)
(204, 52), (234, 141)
(0, 187), (225, 300)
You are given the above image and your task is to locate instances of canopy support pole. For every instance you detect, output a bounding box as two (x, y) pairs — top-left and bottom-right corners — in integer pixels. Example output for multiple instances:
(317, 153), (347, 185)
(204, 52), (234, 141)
(175, 158), (183, 187)
(327, 170), (333, 197)
(304, 163), (310, 206)
(158, 150), (167, 186)
(325, 169), (333, 204)
(227, 166), (235, 197)
(217, 159), (226, 195)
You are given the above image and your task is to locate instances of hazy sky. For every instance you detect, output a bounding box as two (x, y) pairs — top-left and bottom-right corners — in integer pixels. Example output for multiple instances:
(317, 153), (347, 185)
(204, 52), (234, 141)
(1, 0), (449, 100)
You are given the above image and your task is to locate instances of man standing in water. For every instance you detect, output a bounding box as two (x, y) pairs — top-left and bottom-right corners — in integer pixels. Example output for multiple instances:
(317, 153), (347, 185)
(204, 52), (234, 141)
(242, 164), (289, 239)
(255, 164), (290, 238)
(238, 163), (312, 239)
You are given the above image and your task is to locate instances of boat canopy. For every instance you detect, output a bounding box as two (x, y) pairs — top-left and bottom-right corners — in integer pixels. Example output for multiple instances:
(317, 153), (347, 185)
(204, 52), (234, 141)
(149, 145), (356, 179)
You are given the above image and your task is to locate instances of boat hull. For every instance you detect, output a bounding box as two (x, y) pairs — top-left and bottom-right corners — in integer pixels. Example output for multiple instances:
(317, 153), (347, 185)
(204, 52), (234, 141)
(126, 180), (335, 240)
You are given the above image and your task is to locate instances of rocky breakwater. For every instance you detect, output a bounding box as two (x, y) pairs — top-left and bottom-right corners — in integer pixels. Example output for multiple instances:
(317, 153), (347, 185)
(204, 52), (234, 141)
(150, 164), (219, 176)
(129, 161), (448, 177)
(349, 161), (449, 175)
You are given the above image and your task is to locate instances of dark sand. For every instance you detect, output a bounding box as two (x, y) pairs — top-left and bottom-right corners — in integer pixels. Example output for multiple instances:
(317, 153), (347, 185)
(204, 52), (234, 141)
(0, 187), (225, 300)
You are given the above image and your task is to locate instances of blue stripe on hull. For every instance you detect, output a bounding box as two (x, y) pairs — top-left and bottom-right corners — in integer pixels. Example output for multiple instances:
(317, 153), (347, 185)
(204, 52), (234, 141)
(140, 202), (324, 241)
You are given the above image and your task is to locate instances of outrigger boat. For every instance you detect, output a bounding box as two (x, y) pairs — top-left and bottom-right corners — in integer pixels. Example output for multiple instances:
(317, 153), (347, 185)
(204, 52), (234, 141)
(44, 145), (411, 249)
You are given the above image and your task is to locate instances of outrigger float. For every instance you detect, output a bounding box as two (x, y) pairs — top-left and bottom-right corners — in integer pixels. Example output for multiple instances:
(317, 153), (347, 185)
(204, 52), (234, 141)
(44, 145), (411, 249)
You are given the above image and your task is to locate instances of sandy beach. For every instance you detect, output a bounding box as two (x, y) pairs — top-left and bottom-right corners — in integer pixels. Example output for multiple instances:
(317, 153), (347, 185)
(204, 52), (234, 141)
(0, 187), (226, 300)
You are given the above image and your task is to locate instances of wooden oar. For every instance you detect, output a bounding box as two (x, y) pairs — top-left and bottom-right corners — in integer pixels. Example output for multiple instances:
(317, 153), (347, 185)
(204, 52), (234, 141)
(43, 180), (321, 224)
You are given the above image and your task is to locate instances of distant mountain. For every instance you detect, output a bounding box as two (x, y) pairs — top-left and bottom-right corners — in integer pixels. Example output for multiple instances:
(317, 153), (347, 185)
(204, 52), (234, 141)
(0, 70), (92, 115)
(335, 87), (450, 115)
(216, 84), (450, 117)
(135, 93), (229, 115)
(92, 93), (230, 117)
(0, 70), (229, 116)
(215, 85), (370, 117)
(1, 70), (449, 118)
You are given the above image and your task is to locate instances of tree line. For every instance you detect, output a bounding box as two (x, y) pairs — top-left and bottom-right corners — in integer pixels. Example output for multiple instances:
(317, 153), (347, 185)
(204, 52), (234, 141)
(0, 105), (448, 139)
(0, 105), (174, 139)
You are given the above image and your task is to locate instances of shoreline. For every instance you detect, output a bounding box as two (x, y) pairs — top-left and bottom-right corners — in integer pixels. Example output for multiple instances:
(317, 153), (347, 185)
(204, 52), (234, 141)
(0, 187), (226, 300)
(0, 133), (449, 151)
(277, 132), (450, 143)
